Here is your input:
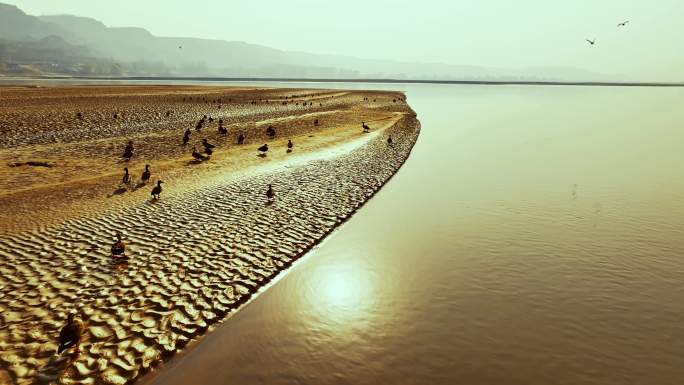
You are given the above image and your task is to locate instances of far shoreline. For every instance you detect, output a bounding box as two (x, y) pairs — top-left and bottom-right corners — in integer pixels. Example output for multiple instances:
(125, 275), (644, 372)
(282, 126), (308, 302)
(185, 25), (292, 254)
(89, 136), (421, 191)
(1, 76), (683, 87)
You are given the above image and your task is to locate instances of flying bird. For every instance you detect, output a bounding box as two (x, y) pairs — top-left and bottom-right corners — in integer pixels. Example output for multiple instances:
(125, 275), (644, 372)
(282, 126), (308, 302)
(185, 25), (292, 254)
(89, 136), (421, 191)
(586, 39), (596, 45)
(617, 21), (630, 27)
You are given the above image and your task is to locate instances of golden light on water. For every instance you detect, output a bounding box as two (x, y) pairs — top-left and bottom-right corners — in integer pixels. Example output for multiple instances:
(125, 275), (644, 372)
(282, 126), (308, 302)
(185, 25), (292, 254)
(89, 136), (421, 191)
(306, 261), (377, 326)
(320, 270), (363, 306)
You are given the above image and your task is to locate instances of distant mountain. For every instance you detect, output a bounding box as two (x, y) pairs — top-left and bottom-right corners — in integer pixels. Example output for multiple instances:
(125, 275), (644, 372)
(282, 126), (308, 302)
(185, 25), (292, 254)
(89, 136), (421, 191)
(0, 3), (72, 41)
(0, 2), (612, 80)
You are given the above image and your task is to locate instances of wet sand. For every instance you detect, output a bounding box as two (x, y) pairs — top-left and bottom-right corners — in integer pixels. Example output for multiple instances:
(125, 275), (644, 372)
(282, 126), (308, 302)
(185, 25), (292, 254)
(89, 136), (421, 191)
(0, 85), (420, 384)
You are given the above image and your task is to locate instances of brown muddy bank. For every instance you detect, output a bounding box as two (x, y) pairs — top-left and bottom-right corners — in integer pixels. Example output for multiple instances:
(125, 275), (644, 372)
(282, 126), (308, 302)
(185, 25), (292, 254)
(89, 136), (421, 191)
(0, 85), (419, 384)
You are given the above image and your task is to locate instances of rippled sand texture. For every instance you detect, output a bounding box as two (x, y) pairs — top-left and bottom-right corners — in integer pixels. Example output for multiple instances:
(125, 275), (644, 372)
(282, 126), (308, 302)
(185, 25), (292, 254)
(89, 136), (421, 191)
(0, 85), (420, 384)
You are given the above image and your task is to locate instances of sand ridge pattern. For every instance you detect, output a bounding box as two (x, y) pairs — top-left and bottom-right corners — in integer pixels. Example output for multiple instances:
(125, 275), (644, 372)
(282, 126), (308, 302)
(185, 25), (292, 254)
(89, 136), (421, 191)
(0, 86), (420, 384)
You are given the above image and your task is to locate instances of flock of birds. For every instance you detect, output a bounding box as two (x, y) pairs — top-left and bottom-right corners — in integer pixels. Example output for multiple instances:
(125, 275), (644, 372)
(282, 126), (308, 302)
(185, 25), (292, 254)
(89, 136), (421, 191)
(115, 114), (305, 201)
(56, 94), (400, 356)
(53, 18), (629, 367)
(115, 115), (384, 200)
(586, 19), (630, 46)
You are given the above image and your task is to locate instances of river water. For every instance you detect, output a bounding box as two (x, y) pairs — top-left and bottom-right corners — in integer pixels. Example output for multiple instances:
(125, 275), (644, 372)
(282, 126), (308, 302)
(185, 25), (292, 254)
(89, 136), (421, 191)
(9, 80), (684, 385)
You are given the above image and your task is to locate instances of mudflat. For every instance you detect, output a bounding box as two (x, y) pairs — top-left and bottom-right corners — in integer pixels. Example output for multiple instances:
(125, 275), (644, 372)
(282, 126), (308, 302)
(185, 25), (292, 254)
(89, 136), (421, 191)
(0, 85), (419, 384)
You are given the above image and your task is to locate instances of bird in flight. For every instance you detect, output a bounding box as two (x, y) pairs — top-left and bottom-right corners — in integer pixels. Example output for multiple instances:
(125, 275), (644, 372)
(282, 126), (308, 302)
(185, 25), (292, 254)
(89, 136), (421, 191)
(617, 20), (630, 27)
(178, 45), (182, 49)
(586, 39), (596, 45)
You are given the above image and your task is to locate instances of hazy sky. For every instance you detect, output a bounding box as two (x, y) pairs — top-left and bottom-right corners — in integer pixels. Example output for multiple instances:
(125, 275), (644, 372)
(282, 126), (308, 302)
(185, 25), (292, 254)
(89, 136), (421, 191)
(6, 0), (684, 80)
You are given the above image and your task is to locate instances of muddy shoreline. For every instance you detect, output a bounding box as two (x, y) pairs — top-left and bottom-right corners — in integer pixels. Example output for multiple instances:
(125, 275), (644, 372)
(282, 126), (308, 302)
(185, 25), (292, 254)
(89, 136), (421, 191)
(0, 86), (420, 384)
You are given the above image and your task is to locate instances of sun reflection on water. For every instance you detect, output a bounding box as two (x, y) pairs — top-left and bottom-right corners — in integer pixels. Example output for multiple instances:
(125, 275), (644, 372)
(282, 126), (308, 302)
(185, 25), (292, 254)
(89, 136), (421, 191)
(304, 261), (377, 327)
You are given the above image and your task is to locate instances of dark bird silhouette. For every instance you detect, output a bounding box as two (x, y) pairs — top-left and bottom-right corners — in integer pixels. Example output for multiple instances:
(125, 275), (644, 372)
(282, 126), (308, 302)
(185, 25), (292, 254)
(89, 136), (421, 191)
(122, 167), (131, 185)
(76, 112), (83, 119)
(183, 129), (191, 145)
(266, 125), (276, 138)
(151, 180), (163, 199)
(362, 122), (370, 132)
(287, 139), (293, 150)
(237, 133), (245, 145)
(617, 20), (630, 27)
(57, 312), (83, 354)
(178, 45), (182, 49)
(266, 184), (275, 200)
(202, 139), (215, 156)
(258, 144), (269, 155)
(192, 147), (208, 161)
(218, 124), (227, 134)
(586, 38), (596, 45)
(314, 119), (319, 126)
(122, 140), (134, 159)
(113, 112), (118, 119)
(387, 135), (393, 145)
(141, 164), (151, 183)
(111, 231), (126, 256)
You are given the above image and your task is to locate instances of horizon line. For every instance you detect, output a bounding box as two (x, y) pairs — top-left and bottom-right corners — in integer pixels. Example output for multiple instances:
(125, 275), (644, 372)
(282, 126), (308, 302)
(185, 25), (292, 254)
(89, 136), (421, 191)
(5, 76), (684, 87)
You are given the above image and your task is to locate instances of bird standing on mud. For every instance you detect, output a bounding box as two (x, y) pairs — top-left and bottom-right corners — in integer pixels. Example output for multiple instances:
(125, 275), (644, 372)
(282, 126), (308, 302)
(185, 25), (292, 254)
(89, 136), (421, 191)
(258, 143), (269, 155)
(122, 140), (134, 159)
(202, 138), (215, 156)
(141, 164), (151, 184)
(287, 139), (293, 152)
(57, 312), (83, 354)
(362, 122), (370, 132)
(387, 135), (393, 145)
(122, 167), (131, 185)
(192, 146), (208, 161)
(266, 125), (276, 138)
(237, 133), (245, 145)
(183, 128), (191, 145)
(111, 231), (126, 257)
(151, 180), (163, 200)
(266, 184), (275, 200)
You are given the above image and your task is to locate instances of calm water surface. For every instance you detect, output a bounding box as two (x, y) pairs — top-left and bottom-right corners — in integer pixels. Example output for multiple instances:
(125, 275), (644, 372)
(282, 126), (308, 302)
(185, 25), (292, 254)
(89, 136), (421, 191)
(24, 81), (682, 385)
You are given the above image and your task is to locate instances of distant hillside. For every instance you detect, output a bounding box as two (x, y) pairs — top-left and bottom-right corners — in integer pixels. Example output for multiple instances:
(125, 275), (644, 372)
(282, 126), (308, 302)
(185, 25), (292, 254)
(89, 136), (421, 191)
(0, 2), (611, 80)
(0, 3), (72, 41)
